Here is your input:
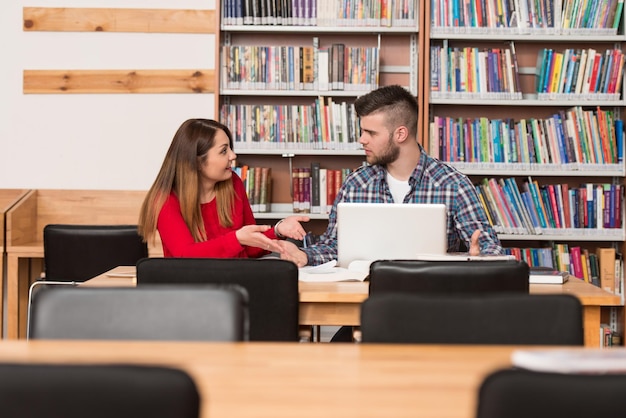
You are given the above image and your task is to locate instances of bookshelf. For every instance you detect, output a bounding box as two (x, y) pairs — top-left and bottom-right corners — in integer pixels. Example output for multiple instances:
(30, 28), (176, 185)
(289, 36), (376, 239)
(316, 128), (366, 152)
(219, 0), (421, 234)
(423, 0), (626, 345)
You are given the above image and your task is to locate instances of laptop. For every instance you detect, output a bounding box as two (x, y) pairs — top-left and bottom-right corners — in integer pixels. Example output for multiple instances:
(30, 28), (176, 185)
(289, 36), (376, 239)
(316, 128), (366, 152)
(336, 202), (448, 268)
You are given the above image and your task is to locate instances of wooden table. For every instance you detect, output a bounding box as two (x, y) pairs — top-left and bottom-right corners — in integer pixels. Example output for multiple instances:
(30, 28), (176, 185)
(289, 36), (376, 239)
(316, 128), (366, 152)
(0, 189), (30, 337)
(0, 340), (524, 418)
(85, 266), (622, 347)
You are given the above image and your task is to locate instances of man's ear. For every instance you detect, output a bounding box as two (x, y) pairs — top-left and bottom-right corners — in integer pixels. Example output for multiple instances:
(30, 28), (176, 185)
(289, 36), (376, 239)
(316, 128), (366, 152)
(395, 125), (409, 143)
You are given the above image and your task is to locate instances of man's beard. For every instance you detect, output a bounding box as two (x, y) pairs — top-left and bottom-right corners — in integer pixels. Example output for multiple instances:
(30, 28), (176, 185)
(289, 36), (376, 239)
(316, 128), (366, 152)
(367, 134), (399, 166)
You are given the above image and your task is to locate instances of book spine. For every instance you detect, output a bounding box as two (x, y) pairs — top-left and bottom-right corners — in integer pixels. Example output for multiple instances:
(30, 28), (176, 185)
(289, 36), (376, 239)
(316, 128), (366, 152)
(310, 162), (321, 214)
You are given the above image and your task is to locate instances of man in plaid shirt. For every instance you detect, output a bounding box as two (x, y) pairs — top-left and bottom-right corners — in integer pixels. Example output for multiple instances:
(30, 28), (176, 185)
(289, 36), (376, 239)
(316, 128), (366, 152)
(278, 85), (503, 267)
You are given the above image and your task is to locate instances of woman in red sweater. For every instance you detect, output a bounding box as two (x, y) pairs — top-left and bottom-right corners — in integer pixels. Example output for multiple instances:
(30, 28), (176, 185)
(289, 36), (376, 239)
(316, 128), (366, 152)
(139, 118), (309, 257)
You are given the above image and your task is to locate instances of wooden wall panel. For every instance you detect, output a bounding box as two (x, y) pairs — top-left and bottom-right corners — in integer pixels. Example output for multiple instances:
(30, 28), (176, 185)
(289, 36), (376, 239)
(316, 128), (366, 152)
(23, 69), (215, 94)
(23, 8), (216, 33)
(22, 6), (218, 97)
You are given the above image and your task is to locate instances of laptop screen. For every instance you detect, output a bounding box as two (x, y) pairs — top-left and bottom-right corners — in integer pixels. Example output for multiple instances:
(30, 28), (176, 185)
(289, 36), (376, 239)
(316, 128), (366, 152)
(336, 202), (448, 268)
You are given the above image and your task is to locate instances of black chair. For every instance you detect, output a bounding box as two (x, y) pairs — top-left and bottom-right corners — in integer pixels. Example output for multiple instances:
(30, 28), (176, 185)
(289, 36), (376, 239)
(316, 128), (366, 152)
(369, 259), (530, 294)
(332, 259), (530, 342)
(43, 224), (148, 282)
(29, 285), (248, 341)
(0, 363), (200, 418)
(136, 257), (300, 342)
(476, 368), (626, 418)
(360, 293), (584, 345)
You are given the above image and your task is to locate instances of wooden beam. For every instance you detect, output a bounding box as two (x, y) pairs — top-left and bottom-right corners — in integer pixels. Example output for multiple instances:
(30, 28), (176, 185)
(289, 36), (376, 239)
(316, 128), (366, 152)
(23, 8), (216, 33)
(23, 69), (215, 94)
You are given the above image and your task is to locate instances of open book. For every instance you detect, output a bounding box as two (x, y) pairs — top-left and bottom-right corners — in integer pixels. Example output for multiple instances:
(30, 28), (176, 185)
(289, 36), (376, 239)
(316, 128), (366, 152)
(298, 260), (369, 282)
(512, 348), (626, 373)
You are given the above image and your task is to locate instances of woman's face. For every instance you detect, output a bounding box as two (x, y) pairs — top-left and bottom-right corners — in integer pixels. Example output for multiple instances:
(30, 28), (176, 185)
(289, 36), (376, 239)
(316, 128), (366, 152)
(198, 129), (237, 186)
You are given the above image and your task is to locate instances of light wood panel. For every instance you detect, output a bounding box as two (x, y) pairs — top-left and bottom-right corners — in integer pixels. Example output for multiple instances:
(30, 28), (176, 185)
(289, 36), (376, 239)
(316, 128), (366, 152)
(23, 8), (216, 33)
(23, 69), (215, 94)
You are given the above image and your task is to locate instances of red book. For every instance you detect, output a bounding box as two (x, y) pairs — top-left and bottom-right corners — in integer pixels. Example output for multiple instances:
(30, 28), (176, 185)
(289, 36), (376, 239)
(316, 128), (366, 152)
(326, 169), (336, 213)
(546, 184), (561, 229)
(570, 246), (584, 279)
(588, 53), (603, 93)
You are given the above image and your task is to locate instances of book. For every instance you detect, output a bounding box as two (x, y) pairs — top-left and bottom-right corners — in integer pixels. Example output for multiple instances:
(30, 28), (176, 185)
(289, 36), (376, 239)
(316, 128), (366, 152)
(511, 348), (626, 373)
(310, 162), (321, 214)
(529, 266), (569, 284)
(598, 247), (617, 293)
(298, 260), (369, 282)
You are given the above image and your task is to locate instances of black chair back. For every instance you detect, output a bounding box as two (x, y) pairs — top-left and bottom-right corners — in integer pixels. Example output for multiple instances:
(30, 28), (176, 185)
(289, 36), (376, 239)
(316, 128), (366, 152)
(29, 285), (248, 341)
(0, 363), (200, 418)
(477, 368), (626, 418)
(136, 257), (299, 341)
(369, 259), (530, 294)
(44, 224), (148, 282)
(361, 293), (584, 345)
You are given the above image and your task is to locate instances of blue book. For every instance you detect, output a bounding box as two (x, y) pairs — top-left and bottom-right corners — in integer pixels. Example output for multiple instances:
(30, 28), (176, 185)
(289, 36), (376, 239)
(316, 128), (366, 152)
(553, 115), (569, 163)
(563, 50), (577, 94)
(542, 49), (555, 94)
(521, 191), (542, 229)
(615, 119), (624, 163)
(525, 179), (548, 228)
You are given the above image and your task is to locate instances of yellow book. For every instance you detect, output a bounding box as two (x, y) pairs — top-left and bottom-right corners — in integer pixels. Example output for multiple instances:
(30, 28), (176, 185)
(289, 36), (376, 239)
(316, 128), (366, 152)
(549, 52), (563, 93)
(580, 252), (590, 283)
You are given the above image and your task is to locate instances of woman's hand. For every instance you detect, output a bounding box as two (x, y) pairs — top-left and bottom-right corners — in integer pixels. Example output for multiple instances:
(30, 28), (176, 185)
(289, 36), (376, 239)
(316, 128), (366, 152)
(236, 225), (282, 252)
(277, 240), (308, 267)
(275, 215), (310, 241)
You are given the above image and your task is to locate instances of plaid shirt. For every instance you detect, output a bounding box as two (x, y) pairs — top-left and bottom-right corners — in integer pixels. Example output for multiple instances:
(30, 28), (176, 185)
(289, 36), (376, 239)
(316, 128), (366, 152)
(303, 145), (503, 265)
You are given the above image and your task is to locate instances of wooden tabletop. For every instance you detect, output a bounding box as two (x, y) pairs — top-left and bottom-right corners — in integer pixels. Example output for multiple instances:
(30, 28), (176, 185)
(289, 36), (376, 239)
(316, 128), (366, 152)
(86, 266), (622, 307)
(0, 340), (520, 418)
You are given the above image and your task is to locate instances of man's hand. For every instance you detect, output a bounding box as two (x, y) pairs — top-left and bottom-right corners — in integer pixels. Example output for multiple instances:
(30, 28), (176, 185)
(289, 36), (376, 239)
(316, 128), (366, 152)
(277, 240), (308, 267)
(469, 230), (481, 256)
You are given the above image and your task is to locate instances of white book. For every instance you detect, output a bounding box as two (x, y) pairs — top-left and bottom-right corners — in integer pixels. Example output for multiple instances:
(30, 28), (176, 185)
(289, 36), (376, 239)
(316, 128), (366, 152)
(581, 48), (597, 94)
(512, 348), (626, 373)
(529, 266), (569, 284)
(574, 48), (589, 94)
(298, 260), (369, 282)
(317, 47), (330, 91)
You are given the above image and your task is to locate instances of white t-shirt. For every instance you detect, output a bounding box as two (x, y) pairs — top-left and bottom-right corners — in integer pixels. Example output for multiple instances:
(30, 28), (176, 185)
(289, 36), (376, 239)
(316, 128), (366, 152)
(386, 172), (411, 203)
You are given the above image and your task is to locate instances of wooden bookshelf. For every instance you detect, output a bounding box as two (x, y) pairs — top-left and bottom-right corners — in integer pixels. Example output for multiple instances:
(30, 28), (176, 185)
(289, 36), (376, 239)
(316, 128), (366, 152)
(423, 0), (626, 345)
(219, 0), (422, 225)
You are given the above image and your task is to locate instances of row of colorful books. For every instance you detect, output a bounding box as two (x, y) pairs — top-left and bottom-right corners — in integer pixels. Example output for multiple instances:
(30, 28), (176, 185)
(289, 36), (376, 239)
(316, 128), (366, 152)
(535, 48), (625, 96)
(221, 98), (361, 149)
(476, 177), (624, 235)
(430, 41), (523, 98)
(429, 107), (624, 165)
(222, 0), (418, 27)
(292, 165), (354, 214)
(220, 42), (379, 92)
(505, 244), (623, 295)
(430, 0), (623, 32)
(233, 165), (273, 213)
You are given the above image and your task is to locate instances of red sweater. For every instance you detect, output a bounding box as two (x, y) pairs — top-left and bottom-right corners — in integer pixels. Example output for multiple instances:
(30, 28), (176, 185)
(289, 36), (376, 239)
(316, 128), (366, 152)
(157, 173), (275, 258)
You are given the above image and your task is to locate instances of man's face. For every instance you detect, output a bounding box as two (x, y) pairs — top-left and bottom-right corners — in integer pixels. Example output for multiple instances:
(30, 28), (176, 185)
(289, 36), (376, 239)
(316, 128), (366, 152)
(358, 113), (399, 166)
